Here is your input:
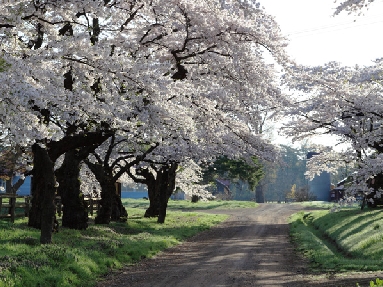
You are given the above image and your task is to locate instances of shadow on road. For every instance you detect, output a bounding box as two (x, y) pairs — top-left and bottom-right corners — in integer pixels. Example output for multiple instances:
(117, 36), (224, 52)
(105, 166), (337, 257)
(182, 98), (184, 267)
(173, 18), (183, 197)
(96, 204), (380, 287)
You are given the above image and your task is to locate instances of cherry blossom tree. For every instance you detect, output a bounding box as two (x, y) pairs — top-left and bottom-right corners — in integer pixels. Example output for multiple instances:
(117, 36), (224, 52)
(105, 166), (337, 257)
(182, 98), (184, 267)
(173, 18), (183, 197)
(84, 135), (159, 224)
(0, 0), (290, 241)
(279, 2), (383, 202)
(282, 59), (383, 201)
(127, 160), (178, 223)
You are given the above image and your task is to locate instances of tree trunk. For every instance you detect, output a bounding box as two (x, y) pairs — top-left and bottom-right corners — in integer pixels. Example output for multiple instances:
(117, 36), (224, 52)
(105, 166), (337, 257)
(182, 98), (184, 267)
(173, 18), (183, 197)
(255, 184), (265, 203)
(85, 161), (127, 224)
(95, 180), (114, 224)
(28, 144), (56, 244)
(55, 149), (88, 230)
(143, 171), (160, 218)
(96, 179), (128, 223)
(27, 132), (112, 243)
(157, 163), (178, 224)
(10, 177), (25, 194)
(5, 176), (12, 194)
(111, 192), (128, 222)
(127, 161), (177, 223)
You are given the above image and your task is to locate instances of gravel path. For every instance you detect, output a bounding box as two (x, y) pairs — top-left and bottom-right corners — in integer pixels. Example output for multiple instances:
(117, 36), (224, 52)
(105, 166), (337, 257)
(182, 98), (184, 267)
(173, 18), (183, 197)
(96, 203), (382, 287)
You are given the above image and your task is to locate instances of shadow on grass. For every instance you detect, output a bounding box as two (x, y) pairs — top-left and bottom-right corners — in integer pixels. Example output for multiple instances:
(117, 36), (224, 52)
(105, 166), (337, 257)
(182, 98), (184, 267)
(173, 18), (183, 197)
(312, 209), (383, 245)
(169, 203), (232, 211)
(0, 210), (227, 287)
(172, 201), (257, 210)
(309, 209), (376, 240)
(122, 198), (257, 213)
(290, 210), (383, 272)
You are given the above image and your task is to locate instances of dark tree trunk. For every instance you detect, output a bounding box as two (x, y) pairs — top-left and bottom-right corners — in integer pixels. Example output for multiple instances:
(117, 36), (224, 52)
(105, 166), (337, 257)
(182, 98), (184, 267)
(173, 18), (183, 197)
(111, 191), (128, 221)
(96, 180), (115, 224)
(131, 163), (178, 223)
(141, 170), (160, 218)
(27, 132), (112, 244)
(5, 176), (12, 194)
(85, 161), (127, 224)
(55, 149), (88, 230)
(255, 184), (265, 203)
(157, 163), (178, 224)
(28, 144), (56, 244)
(97, 179), (127, 223)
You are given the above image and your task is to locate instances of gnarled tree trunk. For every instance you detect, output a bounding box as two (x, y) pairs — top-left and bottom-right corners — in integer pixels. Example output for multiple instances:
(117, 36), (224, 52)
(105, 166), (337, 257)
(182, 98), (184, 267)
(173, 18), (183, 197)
(140, 169), (160, 218)
(28, 132), (112, 243)
(55, 149), (89, 230)
(97, 177), (127, 224)
(96, 179), (115, 224)
(85, 161), (127, 224)
(132, 163), (178, 223)
(28, 143), (56, 244)
(157, 162), (178, 224)
(111, 189), (127, 222)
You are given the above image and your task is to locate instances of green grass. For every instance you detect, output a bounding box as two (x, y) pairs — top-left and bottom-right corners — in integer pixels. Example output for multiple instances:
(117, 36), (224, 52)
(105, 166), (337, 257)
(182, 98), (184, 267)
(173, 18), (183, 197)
(129, 198), (258, 210)
(0, 198), (255, 287)
(0, 197), (29, 216)
(290, 206), (383, 272)
(293, 200), (339, 209)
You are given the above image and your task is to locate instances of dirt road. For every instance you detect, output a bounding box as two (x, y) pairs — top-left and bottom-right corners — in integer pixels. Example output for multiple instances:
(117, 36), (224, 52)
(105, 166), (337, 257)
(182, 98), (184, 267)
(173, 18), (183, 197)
(96, 204), (380, 287)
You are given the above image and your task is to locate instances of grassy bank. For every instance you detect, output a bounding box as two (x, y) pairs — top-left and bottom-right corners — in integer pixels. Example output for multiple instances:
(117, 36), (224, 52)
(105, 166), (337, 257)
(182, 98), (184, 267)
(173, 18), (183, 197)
(289, 205), (383, 272)
(0, 199), (255, 287)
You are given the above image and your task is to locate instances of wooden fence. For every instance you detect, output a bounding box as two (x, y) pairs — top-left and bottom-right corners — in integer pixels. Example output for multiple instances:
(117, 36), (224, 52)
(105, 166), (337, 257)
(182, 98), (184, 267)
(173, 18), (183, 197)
(0, 194), (31, 223)
(54, 196), (101, 217)
(0, 194), (101, 223)
(84, 197), (101, 216)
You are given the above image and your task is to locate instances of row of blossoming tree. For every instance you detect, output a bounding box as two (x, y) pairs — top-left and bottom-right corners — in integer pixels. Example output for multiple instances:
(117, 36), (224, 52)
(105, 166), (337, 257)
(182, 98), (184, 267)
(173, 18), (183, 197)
(0, 0), (291, 243)
(282, 0), (383, 205)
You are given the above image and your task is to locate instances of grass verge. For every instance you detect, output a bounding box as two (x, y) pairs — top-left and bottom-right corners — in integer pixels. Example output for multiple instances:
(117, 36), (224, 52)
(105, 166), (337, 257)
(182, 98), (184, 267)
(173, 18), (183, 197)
(289, 206), (383, 272)
(128, 199), (258, 211)
(0, 199), (256, 287)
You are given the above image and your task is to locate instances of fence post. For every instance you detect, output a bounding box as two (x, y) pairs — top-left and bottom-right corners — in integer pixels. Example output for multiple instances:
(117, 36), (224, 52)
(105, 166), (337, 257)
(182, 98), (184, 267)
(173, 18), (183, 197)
(97, 198), (101, 214)
(55, 196), (62, 217)
(89, 198), (93, 216)
(25, 196), (31, 217)
(10, 196), (15, 223)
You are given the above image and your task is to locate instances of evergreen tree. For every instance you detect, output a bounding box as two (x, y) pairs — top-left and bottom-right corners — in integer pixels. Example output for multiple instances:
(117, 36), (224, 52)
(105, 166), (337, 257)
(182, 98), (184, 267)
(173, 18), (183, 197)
(202, 156), (264, 200)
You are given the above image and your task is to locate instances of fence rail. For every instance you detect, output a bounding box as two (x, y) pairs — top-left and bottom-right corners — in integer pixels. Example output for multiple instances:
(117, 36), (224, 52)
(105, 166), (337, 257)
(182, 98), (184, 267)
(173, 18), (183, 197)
(0, 194), (31, 223)
(0, 194), (101, 222)
(84, 197), (101, 216)
(54, 196), (101, 217)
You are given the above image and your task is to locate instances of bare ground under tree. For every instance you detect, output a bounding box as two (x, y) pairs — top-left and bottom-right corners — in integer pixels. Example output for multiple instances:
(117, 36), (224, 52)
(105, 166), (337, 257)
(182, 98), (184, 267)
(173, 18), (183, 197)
(96, 203), (383, 287)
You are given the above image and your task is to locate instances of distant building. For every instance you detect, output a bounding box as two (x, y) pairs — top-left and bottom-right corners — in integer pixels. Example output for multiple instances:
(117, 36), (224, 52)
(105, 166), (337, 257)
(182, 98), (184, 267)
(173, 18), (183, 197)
(121, 182), (148, 199)
(15, 176), (31, 196)
(0, 176), (31, 195)
(330, 178), (348, 202)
